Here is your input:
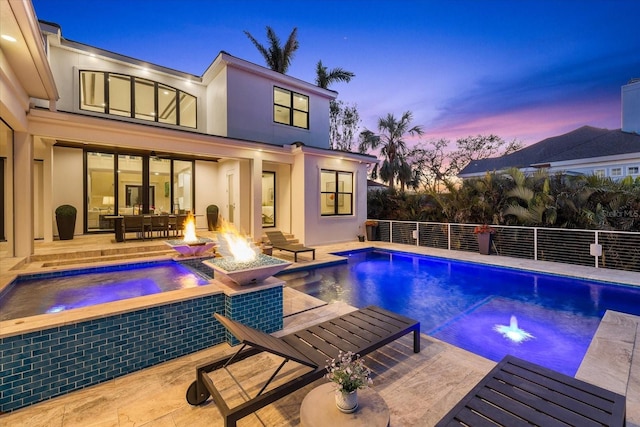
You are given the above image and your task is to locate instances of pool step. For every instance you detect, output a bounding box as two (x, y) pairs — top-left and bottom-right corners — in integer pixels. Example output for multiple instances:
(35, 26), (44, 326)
(24, 243), (176, 269)
(40, 250), (176, 267)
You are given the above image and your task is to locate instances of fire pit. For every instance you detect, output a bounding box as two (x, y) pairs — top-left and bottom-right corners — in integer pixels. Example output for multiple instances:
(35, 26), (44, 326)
(203, 254), (290, 286)
(165, 214), (217, 257)
(165, 237), (216, 257)
(204, 219), (291, 285)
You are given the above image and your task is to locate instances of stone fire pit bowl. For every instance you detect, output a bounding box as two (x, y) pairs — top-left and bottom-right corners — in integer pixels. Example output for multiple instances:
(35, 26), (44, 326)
(165, 237), (217, 257)
(203, 253), (291, 286)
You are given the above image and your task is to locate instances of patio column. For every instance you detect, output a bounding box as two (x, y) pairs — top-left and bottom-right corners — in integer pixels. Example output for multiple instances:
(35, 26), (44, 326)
(251, 157), (262, 241)
(13, 131), (34, 257)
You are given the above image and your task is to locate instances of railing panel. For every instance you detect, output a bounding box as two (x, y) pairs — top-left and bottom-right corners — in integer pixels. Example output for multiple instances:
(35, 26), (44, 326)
(418, 223), (449, 249)
(391, 222), (417, 245)
(378, 221), (391, 243)
(537, 229), (594, 267)
(449, 224), (477, 253)
(492, 227), (535, 259)
(367, 219), (640, 273)
(599, 232), (640, 272)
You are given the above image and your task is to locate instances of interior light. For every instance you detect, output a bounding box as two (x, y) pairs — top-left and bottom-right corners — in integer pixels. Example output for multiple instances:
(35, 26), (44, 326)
(1, 35), (17, 42)
(163, 91), (169, 95)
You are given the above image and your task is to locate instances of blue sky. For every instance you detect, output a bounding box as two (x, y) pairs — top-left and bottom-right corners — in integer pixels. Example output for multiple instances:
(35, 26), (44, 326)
(32, 0), (640, 147)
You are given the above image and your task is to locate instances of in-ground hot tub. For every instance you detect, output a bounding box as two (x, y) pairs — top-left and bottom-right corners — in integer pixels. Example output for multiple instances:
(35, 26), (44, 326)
(0, 258), (284, 413)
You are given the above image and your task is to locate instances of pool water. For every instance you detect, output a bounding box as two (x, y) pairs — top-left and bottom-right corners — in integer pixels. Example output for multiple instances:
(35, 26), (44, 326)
(278, 249), (640, 376)
(0, 261), (210, 321)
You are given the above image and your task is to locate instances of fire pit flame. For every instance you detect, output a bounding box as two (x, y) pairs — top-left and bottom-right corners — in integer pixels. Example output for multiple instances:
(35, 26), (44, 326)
(183, 214), (198, 243)
(205, 218), (290, 286)
(165, 213), (216, 257)
(217, 218), (258, 263)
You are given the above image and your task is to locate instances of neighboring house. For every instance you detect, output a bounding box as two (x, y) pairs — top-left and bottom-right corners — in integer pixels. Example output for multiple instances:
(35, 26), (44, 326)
(367, 179), (389, 192)
(0, 1), (375, 257)
(459, 80), (640, 180)
(622, 78), (640, 134)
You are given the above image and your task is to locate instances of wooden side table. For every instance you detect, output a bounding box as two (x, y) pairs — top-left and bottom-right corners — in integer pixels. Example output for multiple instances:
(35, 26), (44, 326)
(300, 382), (389, 427)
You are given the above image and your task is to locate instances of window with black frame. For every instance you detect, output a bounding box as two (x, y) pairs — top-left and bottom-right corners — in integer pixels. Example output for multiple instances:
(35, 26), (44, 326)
(79, 70), (197, 128)
(320, 169), (353, 215)
(273, 87), (309, 129)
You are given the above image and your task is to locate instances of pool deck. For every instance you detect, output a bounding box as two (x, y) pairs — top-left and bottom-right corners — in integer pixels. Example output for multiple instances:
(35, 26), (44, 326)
(1, 234), (639, 426)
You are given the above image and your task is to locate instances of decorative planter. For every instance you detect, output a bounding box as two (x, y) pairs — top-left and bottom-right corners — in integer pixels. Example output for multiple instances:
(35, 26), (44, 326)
(55, 204), (77, 240)
(357, 235), (365, 242)
(365, 225), (377, 241)
(335, 390), (358, 413)
(206, 204), (219, 231)
(477, 232), (492, 255)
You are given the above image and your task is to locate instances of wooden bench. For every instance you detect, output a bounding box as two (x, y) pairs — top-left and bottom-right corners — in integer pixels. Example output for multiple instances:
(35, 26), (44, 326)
(436, 355), (626, 426)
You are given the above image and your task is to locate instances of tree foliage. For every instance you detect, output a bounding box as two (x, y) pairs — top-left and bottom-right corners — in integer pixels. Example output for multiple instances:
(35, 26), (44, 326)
(315, 60), (355, 89)
(244, 26), (299, 73)
(369, 171), (640, 231)
(358, 111), (423, 192)
(329, 100), (361, 151)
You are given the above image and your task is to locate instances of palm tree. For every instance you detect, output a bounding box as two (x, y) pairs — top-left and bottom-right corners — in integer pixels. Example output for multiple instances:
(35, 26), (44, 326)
(358, 111), (423, 191)
(315, 60), (355, 89)
(244, 26), (299, 74)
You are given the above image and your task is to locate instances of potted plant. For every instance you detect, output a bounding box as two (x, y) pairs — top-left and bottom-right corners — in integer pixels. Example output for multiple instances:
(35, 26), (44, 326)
(364, 220), (379, 241)
(473, 224), (495, 255)
(326, 350), (372, 413)
(206, 204), (219, 231)
(55, 204), (77, 240)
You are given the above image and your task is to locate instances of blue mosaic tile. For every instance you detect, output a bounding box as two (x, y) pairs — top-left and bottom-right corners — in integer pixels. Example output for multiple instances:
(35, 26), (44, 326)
(1, 281), (281, 413)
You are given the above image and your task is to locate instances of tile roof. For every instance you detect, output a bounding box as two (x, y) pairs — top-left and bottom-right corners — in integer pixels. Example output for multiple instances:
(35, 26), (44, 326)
(460, 126), (640, 175)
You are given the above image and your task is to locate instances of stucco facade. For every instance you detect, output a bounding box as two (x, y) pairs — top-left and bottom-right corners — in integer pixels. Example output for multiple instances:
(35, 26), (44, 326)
(0, 1), (375, 257)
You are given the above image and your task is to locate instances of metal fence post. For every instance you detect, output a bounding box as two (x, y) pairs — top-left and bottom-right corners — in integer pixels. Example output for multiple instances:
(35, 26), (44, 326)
(534, 228), (538, 261)
(447, 223), (451, 251)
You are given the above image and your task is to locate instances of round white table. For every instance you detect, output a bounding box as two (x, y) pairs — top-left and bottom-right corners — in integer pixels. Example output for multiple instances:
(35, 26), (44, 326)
(300, 383), (390, 427)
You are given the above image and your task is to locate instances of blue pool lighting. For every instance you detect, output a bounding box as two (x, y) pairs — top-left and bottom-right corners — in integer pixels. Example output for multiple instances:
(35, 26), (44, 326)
(278, 249), (640, 376)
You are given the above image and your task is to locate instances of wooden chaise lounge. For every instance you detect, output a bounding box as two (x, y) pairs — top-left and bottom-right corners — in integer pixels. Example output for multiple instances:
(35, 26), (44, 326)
(265, 231), (315, 262)
(436, 355), (626, 427)
(186, 305), (420, 427)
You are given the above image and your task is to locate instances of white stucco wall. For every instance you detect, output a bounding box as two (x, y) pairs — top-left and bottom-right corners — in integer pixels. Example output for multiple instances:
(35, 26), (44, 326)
(194, 160), (221, 230)
(52, 146), (84, 237)
(205, 67), (227, 136)
(225, 66), (332, 148)
(622, 80), (640, 134)
(290, 150), (369, 246)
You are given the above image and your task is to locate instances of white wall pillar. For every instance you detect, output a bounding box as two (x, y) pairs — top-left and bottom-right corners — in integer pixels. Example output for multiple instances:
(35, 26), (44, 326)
(251, 156), (263, 242)
(42, 140), (54, 242)
(13, 131), (34, 257)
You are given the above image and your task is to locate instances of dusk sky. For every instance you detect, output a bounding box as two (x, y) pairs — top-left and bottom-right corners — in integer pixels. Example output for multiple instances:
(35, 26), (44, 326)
(32, 0), (640, 148)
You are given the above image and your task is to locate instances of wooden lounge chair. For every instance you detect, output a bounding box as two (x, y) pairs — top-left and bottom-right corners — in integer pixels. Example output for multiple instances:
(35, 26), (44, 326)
(186, 305), (420, 427)
(435, 355), (626, 427)
(265, 231), (315, 262)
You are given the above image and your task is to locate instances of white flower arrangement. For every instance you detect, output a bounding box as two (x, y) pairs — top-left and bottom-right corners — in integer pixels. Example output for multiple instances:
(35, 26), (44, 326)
(325, 350), (373, 394)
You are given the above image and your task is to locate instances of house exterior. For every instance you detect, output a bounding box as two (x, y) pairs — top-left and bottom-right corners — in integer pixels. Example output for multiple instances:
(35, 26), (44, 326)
(1, 1), (375, 257)
(459, 79), (640, 180)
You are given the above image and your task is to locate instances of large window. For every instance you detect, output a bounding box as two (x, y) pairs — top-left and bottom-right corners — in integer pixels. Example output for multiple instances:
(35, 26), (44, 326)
(85, 151), (192, 232)
(273, 87), (309, 129)
(320, 169), (353, 215)
(80, 71), (197, 128)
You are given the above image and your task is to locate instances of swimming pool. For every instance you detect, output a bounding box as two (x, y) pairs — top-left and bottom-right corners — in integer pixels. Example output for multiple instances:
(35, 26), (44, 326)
(0, 260), (211, 321)
(278, 249), (640, 376)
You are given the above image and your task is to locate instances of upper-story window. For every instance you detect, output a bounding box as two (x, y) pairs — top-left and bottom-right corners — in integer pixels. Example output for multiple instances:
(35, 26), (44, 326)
(320, 169), (353, 216)
(80, 71), (197, 128)
(273, 87), (309, 129)
(593, 169), (605, 178)
(629, 166), (639, 175)
(610, 167), (623, 177)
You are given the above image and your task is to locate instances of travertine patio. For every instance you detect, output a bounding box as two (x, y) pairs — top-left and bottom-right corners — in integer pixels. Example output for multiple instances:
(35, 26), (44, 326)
(1, 235), (638, 426)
